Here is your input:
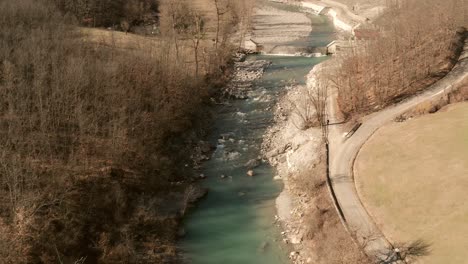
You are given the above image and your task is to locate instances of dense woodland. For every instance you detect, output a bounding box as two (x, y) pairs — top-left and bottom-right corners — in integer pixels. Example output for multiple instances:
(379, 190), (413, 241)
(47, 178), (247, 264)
(331, 0), (468, 117)
(53, 0), (160, 27)
(0, 0), (253, 263)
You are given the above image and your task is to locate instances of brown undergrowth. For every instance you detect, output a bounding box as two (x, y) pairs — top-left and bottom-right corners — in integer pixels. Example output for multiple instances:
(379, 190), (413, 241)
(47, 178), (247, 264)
(0, 0), (235, 263)
(290, 146), (372, 264)
(331, 0), (467, 119)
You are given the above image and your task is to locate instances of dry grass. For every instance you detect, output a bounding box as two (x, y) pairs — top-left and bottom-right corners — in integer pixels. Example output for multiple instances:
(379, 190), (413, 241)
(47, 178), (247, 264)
(80, 27), (163, 51)
(0, 0), (235, 262)
(355, 102), (468, 264)
(79, 27), (237, 79)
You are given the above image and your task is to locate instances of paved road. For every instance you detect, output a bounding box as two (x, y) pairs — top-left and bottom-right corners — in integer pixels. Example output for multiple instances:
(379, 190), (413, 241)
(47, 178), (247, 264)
(327, 35), (468, 260)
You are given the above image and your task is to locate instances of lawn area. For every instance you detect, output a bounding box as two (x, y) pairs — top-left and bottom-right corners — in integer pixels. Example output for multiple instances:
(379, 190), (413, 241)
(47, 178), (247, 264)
(355, 102), (468, 264)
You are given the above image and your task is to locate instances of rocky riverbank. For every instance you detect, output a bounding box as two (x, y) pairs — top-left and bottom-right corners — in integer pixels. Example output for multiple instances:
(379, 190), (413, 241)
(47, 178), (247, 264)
(188, 54), (272, 173)
(261, 81), (324, 264)
(262, 60), (371, 264)
(222, 58), (272, 100)
(181, 51), (300, 263)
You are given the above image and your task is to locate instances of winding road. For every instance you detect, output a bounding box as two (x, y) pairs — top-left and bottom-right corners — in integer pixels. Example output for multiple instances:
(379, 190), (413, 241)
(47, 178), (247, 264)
(326, 34), (468, 260)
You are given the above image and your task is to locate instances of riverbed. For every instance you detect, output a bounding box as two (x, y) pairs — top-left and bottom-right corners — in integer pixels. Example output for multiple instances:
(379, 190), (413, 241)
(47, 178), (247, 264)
(180, 3), (334, 264)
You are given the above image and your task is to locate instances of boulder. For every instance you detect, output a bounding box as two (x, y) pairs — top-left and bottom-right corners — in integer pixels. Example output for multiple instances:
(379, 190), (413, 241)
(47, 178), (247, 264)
(266, 148), (280, 158)
(245, 158), (261, 169)
(200, 154), (210, 161)
(220, 133), (232, 140)
(289, 251), (299, 260)
(247, 170), (255, 177)
(187, 186), (208, 203)
(225, 151), (241, 161)
(199, 141), (214, 154)
(290, 235), (302, 244)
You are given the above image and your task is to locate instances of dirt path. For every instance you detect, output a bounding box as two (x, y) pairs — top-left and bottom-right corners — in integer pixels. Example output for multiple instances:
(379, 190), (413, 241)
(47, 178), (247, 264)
(326, 35), (468, 260)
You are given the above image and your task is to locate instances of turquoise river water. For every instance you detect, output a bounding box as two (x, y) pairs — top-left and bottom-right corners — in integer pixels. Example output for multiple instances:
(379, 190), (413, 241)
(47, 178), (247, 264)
(180, 5), (335, 264)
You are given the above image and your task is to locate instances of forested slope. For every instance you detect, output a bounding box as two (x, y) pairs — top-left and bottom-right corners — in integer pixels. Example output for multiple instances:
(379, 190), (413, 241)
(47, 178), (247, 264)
(329, 0), (468, 118)
(0, 0), (252, 262)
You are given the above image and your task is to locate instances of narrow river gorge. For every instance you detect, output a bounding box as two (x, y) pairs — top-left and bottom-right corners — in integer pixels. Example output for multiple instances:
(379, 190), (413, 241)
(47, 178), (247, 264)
(180, 3), (335, 263)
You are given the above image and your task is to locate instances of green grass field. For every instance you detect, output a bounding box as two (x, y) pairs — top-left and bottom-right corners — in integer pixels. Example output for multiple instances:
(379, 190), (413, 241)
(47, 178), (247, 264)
(355, 102), (468, 264)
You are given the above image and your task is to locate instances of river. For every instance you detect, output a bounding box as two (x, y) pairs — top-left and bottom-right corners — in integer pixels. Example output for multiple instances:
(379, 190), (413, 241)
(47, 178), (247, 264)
(180, 3), (335, 264)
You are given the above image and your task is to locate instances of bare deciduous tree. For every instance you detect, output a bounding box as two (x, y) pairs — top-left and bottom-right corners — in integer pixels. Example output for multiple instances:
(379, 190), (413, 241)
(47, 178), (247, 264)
(186, 12), (207, 76)
(213, 0), (230, 50)
(308, 72), (330, 141)
(0, 0), (247, 262)
(330, 0), (467, 118)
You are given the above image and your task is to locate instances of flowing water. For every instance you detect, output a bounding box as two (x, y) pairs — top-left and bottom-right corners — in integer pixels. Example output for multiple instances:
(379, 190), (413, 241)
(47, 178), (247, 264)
(180, 5), (334, 264)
